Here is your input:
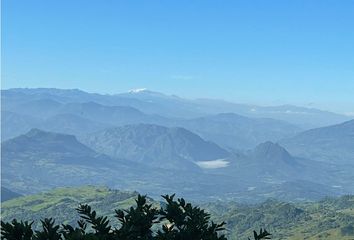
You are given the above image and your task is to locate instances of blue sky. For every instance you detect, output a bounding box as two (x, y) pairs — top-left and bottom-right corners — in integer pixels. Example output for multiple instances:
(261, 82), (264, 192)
(2, 0), (354, 114)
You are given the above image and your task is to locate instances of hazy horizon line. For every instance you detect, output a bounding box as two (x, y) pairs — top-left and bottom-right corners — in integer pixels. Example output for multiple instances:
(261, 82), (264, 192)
(2, 86), (354, 117)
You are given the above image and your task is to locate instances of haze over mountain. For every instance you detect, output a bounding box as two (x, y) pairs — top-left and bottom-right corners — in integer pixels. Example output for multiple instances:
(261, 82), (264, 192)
(1, 96), (168, 140)
(280, 119), (354, 164)
(2, 88), (350, 128)
(174, 113), (300, 149)
(1, 128), (236, 199)
(193, 98), (352, 129)
(4, 88), (349, 149)
(3, 1), (353, 238)
(1, 88), (354, 202)
(1, 129), (143, 194)
(3, 98), (165, 125)
(251, 141), (298, 166)
(2, 127), (354, 202)
(1, 187), (22, 202)
(82, 124), (230, 171)
(3, 128), (101, 164)
(2, 88), (303, 148)
(204, 141), (337, 187)
(1, 111), (42, 140)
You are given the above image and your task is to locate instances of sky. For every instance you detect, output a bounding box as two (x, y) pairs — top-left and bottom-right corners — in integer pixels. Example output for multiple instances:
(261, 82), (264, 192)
(2, 0), (354, 114)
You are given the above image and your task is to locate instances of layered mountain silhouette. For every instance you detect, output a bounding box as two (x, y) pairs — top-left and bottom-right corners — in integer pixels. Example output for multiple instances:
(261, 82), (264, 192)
(6, 99), (164, 125)
(1, 88), (354, 201)
(0, 129), (239, 199)
(1, 187), (22, 202)
(82, 124), (230, 171)
(1, 111), (41, 140)
(206, 141), (303, 181)
(251, 141), (298, 166)
(2, 128), (353, 201)
(42, 114), (110, 137)
(2, 88), (350, 128)
(2, 90), (303, 148)
(1, 129), (142, 194)
(2, 128), (100, 164)
(1, 111), (110, 140)
(280, 119), (354, 164)
(176, 113), (300, 149)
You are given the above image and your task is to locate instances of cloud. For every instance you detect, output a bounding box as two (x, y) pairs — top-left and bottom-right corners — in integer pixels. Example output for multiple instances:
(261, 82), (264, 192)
(344, 112), (354, 116)
(195, 159), (229, 169)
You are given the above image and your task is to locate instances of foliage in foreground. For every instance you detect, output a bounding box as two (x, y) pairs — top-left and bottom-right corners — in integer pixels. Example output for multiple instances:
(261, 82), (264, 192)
(1, 194), (271, 240)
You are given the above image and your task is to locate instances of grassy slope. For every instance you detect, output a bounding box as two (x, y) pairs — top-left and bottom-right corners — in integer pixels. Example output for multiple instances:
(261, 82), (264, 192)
(1, 186), (139, 228)
(205, 196), (354, 240)
(1, 186), (354, 239)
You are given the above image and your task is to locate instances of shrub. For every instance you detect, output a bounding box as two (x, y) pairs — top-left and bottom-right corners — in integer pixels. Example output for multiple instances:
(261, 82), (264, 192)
(1, 194), (271, 240)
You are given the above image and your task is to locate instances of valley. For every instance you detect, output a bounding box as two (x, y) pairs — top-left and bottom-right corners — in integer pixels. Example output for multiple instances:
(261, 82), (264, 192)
(1, 88), (354, 203)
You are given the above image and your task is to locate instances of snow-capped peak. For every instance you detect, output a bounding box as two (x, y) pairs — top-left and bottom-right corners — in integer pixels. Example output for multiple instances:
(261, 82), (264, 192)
(128, 88), (148, 93)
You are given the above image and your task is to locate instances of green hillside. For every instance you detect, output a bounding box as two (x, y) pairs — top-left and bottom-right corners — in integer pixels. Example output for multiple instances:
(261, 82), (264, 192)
(1, 186), (354, 239)
(0, 186), (141, 228)
(205, 196), (354, 239)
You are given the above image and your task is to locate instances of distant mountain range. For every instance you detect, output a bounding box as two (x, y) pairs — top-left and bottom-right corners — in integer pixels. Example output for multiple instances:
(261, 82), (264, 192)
(2, 128), (109, 165)
(1, 88), (354, 202)
(1, 128), (235, 199)
(2, 127), (353, 202)
(173, 113), (300, 149)
(1, 111), (42, 140)
(2, 88), (350, 128)
(1, 129), (143, 194)
(280, 119), (354, 164)
(2, 89), (304, 149)
(1, 187), (22, 202)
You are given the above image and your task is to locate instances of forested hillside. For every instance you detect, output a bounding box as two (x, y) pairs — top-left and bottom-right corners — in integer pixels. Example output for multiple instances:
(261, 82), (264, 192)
(1, 186), (139, 228)
(205, 196), (354, 239)
(2, 186), (353, 239)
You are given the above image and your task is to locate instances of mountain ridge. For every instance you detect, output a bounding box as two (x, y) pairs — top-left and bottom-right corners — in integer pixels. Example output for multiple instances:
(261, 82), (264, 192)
(280, 119), (354, 164)
(2, 88), (349, 128)
(82, 123), (230, 171)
